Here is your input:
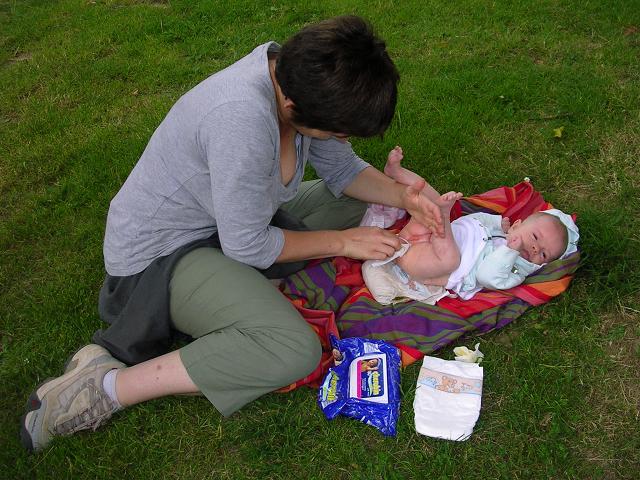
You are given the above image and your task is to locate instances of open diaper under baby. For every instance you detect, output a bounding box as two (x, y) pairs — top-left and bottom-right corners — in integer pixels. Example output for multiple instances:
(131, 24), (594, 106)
(413, 356), (483, 441)
(362, 238), (448, 305)
(318, 336), (401, 436)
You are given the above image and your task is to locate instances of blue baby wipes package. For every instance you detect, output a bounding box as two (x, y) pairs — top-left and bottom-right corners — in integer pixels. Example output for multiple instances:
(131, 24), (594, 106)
(318, 336), (401, 436)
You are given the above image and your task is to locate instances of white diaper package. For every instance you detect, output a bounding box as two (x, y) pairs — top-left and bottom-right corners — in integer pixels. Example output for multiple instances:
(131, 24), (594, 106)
(413, 356), (483, 441)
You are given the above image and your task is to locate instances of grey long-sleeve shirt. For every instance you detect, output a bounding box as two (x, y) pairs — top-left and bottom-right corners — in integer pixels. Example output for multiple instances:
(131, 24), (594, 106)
(103, 42), (369, 276)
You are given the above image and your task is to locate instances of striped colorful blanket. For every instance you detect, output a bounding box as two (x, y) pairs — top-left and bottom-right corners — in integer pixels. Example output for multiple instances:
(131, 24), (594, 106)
(279, 181), (580, 390)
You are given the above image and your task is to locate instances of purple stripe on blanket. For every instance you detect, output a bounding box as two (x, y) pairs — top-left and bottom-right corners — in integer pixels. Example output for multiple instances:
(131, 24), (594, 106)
(343, 314), (470, 338)
(343, 303), (466, 322)
(527, 252), (580, 280)
(299, 270), (331, 295)
(339, 300), (529, 350)
(539, 258), (580, 277)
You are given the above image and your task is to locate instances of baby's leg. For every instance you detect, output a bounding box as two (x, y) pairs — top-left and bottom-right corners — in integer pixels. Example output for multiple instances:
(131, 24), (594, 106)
(399, 217), (432, 242)
(384, 146), (424, 187)
(395, 192), (462, 284)
(435, 191), (462, 251)
(384, 146), (444, 204)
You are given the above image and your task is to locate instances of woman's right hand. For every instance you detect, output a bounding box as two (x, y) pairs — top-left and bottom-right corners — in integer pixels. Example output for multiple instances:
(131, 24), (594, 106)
(339, 226), (402, 260)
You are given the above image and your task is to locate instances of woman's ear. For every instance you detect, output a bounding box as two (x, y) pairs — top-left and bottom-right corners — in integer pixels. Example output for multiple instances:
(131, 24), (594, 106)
(283, 97), (295, 112)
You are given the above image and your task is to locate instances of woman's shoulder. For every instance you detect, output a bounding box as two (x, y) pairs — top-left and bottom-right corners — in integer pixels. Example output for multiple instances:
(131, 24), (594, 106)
(173, 43), (277, 124)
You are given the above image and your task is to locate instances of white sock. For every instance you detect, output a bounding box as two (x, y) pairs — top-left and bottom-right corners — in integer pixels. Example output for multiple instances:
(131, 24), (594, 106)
(102, 369), (122, 409)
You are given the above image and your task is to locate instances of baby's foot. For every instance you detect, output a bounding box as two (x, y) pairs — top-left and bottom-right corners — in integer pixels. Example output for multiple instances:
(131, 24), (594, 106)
(384, 146), (403, 178)
(435, 191), (463, 216)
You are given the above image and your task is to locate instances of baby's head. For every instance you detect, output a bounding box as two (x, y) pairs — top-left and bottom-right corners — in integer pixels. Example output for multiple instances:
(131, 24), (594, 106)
(506, 209), (579, 265)
(368, 359), (379, 367)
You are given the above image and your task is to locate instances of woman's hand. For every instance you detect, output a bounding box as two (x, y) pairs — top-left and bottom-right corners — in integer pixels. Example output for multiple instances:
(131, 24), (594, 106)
(401, 179), (444, 236)
(339, 226), (402, 260)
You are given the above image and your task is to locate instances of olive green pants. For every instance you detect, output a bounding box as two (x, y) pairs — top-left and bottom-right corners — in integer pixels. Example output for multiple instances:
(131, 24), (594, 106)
(169, 180), (366, 416)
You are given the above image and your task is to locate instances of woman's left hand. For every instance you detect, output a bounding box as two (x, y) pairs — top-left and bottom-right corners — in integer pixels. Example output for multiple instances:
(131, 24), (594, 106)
(401, 179), (444, 236)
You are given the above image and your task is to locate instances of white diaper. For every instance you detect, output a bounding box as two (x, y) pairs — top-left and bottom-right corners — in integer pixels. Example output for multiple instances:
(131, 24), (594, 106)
(362, 239), (447, 305)
(360, 204), (406, 228)
(413, 356), (483, 441)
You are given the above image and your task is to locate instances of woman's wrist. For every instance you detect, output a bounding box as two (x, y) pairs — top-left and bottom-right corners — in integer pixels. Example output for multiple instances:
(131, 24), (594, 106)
(326, 230), (347, 257)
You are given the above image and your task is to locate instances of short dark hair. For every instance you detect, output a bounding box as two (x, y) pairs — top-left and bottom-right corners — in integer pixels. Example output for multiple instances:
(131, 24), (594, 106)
(275, 16), (399, 137)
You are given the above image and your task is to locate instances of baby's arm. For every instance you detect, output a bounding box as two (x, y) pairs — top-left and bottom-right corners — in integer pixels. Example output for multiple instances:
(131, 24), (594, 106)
(475, 245), (527, 290)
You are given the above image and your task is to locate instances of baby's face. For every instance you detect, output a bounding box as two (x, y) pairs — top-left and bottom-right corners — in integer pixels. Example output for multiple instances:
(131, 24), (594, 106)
(506, 214), (566, 265)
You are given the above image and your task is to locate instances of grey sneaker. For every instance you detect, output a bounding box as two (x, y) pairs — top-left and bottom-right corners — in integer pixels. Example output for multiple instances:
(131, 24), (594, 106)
(20, 344), (125, 452)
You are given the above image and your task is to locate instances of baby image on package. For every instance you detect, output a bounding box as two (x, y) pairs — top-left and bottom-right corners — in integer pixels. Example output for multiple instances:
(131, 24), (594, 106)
(350, 356), (387, 403)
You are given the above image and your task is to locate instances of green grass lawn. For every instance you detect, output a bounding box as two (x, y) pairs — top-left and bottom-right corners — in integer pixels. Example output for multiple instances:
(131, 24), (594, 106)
(1, 0), (639, 478)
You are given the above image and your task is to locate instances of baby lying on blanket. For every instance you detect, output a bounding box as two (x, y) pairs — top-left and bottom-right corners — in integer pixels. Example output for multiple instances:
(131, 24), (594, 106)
(362, 147), (579, 304)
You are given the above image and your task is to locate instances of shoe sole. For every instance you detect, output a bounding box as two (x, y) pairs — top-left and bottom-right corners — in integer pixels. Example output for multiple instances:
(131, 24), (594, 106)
(20, 344), (122, 452)
(20, 376), (55, 452)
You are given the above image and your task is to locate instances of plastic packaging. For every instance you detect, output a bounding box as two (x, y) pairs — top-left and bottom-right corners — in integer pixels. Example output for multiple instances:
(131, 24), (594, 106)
(453, 343), (484, 363)
(318, 336), (401, 436)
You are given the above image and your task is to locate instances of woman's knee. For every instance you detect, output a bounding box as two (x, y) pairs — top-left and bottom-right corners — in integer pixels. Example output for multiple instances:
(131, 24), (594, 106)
(340, 196), (367, 228)
(273, 326), (322, 386)
(290, 182), (367, 231)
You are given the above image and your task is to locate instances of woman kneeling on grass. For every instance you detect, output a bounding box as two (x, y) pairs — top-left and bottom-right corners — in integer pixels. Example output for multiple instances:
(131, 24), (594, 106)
(21, 15), (443, 452)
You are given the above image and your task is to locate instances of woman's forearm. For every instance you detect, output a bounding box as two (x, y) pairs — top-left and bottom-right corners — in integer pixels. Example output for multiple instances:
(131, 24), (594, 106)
(343, 166), (444, 234)
(277, 227), (401, 263)
(276, 229), (345, 262)
(342, 166), (405, 206)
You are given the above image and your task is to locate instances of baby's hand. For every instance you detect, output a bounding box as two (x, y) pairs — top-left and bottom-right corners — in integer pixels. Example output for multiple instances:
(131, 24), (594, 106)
(501, 217), (511, 233)
(507, 233), (522, 252)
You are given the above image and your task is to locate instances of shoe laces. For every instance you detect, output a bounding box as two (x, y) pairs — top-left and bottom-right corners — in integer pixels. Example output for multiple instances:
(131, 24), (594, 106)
(53, 380), (119, 436)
